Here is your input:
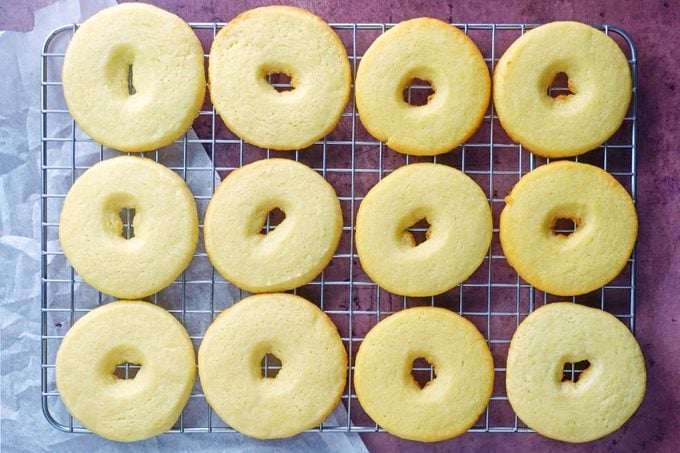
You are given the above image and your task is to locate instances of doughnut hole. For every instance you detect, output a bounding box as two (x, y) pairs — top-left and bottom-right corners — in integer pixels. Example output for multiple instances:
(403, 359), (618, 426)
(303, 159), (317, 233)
(404, 217), (432, 247)
(561, 359), (591, 383)
(551, 216), (579, 237)
(544, 203), (587, 240)
(103, 193), (138, 241)
(260, 353), (282, 379)
(104, 45), (137, 99)
(548, 72), (575, 99)
(260, 65), (296, 93)
(259, 207), (286, 235)
(114, 361), (141, 380)
(118, 208), (136, 239)
(267, 72), (294, 92)
(127, 64), (136, 95)
(101, 345), (145, 384)
(411, 357), (437, 389)
(402, 78), (435, 106)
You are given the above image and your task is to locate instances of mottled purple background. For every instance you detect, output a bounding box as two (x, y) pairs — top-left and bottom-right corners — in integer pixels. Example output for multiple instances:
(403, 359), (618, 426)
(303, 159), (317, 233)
(5, 0), (678, 451)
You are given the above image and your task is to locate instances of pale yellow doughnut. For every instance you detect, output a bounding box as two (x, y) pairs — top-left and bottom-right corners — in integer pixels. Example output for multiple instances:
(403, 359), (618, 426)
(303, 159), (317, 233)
(499, 161), (637, 296)
(198, 293), (347, 439)
(209, 6), (351, 150)
(506, 302), (646, 442)
(204, 158), (342, 293)
(355, 18), (490, 156)
(493, 21), (632, 157)
(56, 301), (196, 442)
(59, 156), (199, 299)
(62, 3), (206, 152)
(355, 163), (492, 296)
(354, 307), (494, 442)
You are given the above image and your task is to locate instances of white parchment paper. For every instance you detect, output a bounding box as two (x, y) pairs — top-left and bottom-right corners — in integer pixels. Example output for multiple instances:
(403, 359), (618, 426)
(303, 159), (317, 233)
(0, 1), (367, 451)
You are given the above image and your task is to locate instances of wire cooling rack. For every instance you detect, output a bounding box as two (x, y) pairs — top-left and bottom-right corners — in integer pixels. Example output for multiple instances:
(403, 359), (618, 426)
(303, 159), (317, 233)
(40, 22), (638, 435)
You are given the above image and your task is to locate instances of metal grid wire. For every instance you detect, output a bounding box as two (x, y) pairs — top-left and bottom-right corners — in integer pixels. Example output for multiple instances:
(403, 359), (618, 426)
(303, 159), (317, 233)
(41, 22), (638, 434)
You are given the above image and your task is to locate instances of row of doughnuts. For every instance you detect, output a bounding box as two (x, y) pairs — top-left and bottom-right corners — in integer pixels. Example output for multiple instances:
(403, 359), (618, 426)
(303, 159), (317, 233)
(58, 157), (340, 298)
(56, 294), (645, 443)
(62, 3), (631, 158)
(56, 294), (346, 441)
(59, 156), (637, 300)
(355, 302), (646, 443)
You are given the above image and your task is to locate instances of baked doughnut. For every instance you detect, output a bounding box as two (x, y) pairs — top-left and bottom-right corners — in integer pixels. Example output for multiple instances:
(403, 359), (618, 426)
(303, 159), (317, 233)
(506, 302), (646, 442)
(56, 301), (196, 442)
(355, 18), (490, 156)
(59, 156), (198, 299)
(204, 158), (342, 293)
(62, 3), (206, 152)
(355, 163), (492, 296)
(209, 6), (351, 150)
(493, 21), (631, 157)
(198, 293), (347, 439)
(354, 307), (494, 442)
(499, 161), (637, 296)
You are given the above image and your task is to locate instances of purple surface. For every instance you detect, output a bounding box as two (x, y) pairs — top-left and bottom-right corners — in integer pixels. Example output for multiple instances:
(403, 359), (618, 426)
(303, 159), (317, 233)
(8, 0), (679, 451)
